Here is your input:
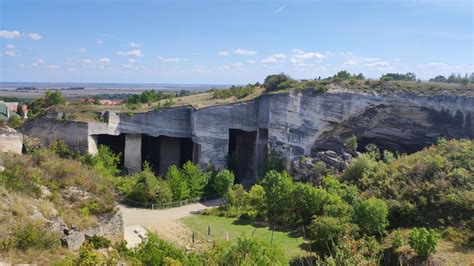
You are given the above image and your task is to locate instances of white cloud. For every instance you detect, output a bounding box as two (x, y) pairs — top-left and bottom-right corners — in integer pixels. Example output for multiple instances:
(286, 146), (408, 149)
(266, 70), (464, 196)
(247, 60), (256, 64)
(233, 48), (257, 55)
(290, 50), (326, 64)
(0, 30), (21, 39)
(157, 56), (188, 63)
(97, 39), (104, 44)
(31, 59), (45, 67)
(128, 58), (137, 64)
(98, 57), (111, 65)
(129, 42), (143, 47)
(27, 33), (42, 40)
(218, 51), (229, 56)
(117, 49), (143, 57)
(77, 48), (87, 53)
(48, 64), (59, 69)
(81, 59), (92, 64)
(261, 53), (286, 64)
(3, 50), (16, 56)
(366, 61), (389, 68)
(67, 67), (77, 72)
(5, 44), (15, 49)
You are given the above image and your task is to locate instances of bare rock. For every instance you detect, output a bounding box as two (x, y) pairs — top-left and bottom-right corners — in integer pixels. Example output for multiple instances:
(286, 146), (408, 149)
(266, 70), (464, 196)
(61, 232), (85, 251)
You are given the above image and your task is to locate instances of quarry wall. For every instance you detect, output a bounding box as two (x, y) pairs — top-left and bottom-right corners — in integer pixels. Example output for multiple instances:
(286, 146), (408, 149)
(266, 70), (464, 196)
(21, 90), (474, 183)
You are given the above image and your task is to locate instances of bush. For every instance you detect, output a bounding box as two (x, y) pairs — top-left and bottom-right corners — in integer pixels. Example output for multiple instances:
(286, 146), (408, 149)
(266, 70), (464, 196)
(408, 228), (439, 257)
(226, 184), (247, 208)
(213, 169), (234, 196)
(217, 236), (286, 266)
(88, 235), (111, 249)
(76, 243), (102, 265)
(211, 85), (255, 99)
(308, 216), (357, 252)
(129, 233), (187, 265)
(343, 134), (358, 151)
(263, 73), (292, 92)
(127, 163), (172, 204)
(355, 197), (388, 235)
(392, 230), (404, 249)
(166, 165), (190, 201)
(50, 139), (74, 159)
(181, 161), (209, 198)
(1, 221), (60, 251)
(261, 170), (294, 224)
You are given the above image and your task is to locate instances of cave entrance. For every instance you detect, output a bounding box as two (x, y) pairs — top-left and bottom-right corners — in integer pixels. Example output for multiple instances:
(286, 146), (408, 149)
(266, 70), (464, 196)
(141, 135), (194, 176)
(97, 134), (125, 168)
(228, 129), (257, 184)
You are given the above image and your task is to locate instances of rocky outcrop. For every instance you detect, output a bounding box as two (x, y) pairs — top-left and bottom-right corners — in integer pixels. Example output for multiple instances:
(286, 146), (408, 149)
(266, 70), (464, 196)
(0, 125), (23, 154)
(21, 90), (474, 183)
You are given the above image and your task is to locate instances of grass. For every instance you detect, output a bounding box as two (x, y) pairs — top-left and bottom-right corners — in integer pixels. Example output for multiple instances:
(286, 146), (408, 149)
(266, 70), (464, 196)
(181, 214), (309, 262)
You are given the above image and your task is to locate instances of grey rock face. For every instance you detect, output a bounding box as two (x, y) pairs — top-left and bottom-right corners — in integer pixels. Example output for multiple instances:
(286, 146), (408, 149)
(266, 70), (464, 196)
(22, 90), (474, 183)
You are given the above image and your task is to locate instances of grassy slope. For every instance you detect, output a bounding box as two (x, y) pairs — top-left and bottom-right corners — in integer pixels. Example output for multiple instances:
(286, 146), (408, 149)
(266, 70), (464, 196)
(181, 215), (308, 262)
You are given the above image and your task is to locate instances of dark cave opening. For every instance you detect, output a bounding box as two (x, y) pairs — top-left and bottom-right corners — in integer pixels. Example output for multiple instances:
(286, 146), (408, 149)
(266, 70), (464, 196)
(228, 129), (257, 183)
(97, 134), (125, 168)
(141, 134), (194, 176)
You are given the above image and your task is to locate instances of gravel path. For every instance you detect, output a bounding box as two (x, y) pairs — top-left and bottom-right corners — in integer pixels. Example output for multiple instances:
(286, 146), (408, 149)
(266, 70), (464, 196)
(119, 198), (222, 248)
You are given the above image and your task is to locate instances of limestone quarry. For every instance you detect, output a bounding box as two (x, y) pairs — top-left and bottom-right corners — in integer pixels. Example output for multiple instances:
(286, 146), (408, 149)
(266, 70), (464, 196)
(21, 89), (474, 185)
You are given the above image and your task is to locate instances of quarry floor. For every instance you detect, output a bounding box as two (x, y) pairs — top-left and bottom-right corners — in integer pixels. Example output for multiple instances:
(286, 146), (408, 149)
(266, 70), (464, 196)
(119, 198), (223, 248)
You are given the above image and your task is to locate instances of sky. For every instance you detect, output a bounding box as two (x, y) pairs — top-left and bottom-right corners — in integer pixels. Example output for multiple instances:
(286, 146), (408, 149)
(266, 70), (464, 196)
(0, 0), (473, 84)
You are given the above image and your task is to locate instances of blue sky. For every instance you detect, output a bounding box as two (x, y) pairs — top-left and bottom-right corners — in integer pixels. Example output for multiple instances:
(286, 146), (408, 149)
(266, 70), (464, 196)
(0, 0), (472, 84)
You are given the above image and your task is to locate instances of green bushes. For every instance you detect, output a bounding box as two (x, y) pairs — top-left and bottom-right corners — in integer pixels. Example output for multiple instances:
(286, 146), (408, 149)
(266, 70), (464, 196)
(213, 169), (235, 196)
(127, 163), (172, 204)
(211, 85), (255, 99)
(87, 235), (111, 249)
(218, 236), (286, 266)
(355, 197), (389, 235)
(1, 221), (60, 251)
(166, 165), (190, 200)
(409, 228), (439, 257)
(263, 73), (292, 92)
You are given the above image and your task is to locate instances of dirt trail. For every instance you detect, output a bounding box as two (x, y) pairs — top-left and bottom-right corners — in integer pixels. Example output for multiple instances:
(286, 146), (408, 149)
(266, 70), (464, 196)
(119, 199), (222, 248)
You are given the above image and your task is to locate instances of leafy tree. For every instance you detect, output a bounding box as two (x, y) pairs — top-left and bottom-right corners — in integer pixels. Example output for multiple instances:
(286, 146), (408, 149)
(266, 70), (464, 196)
(91, 145), (121, 177)
(429, 75), (448, 83)
(181, 161), (209, 198)
(128, 163), (172, 204)
(308, 216), (356, 251)
(245, 184), (266, 214)
(290, 183), (327, 225)
(226, 184), (247, 207)
(263, 73), (292, 92)
(408, 228), (439, 257)
(165, 165), (189, 200)
(213, 169), (234, 196)
(261, 170), (294, 223)
(380, 72), (416, 81)
(44, 91), (65, 106)
(355, 197), (388, 235)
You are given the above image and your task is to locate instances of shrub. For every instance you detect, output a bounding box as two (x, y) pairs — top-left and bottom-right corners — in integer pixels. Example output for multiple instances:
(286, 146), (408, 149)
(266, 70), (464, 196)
(76, 243), (102, 265)
(343, 134), (358, 151)
(88, 235), (111, 249)
(355, 197), (388, 235)
(245, 184), (266, 215)
(217, 236), (285, 266)
(392, 230), (404, 249)
(50, 139), (74, 159)
(211, 85), (255, 99)
(1, 221), (60, 251)
(127, 163), (172, 204)
(213, 169), (235, 197)
(261, 170), (294, 224)
(166, 165), (190, 200)
(263, 73), (292, 92)
(290, 183), (327, 225)
(226, 184), (247, 208)
(308, 216), (356, 251)
(408, 228), (439, 257)
(130, 233), (187, 265)
(181, 161), (209, 198)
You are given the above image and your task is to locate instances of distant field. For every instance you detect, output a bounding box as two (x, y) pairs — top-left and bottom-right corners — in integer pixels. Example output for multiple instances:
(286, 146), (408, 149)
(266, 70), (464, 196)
(181, 215), (309, 262)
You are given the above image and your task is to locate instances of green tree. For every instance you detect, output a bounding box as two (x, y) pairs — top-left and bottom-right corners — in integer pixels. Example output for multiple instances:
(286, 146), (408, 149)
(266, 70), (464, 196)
(291, 183), (327, 225)
(44, 91), (65, 106)
(245, 184), (266, 214)
(218, 236), (285, 266)
(408, 228), (439, 257)
(344, 134), (358, 151)
(309, 216), (356, 251)
(181, 161), (209, 198)
(165, 165), (189, 200)
(261, 170), (294, 224)
(213, 169), (235, 197)
(226, 184), (247, 207)
(263, 73), (292, 92)
(128, 163), (172, 204)
(355, 197), (388, 235)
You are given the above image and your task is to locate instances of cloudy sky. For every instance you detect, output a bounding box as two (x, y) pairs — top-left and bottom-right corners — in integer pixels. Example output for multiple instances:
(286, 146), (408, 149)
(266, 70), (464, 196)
(0, 0), (472, 84)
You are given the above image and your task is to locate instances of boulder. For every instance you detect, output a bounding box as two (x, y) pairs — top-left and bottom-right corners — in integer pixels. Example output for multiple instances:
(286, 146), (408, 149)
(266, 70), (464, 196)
(61, 232), (85, 250)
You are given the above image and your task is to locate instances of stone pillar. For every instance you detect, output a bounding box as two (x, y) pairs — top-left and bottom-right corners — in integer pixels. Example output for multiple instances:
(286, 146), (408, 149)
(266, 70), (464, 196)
(124, 134), (142, 174)
(87, 135), (98, 155)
